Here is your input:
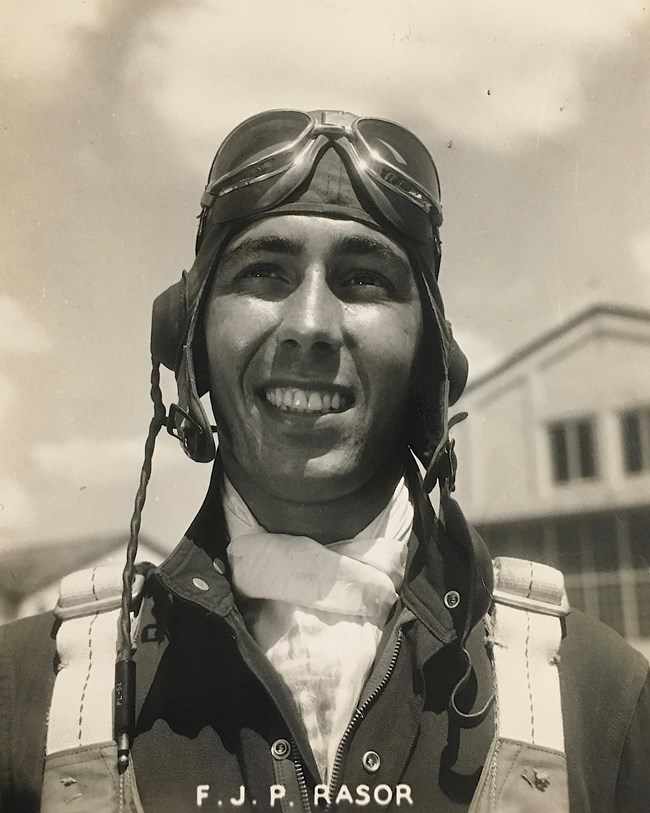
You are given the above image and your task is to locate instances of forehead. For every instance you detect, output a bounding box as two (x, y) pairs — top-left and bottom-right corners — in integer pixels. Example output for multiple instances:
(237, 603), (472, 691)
(218, 214), (412, 268)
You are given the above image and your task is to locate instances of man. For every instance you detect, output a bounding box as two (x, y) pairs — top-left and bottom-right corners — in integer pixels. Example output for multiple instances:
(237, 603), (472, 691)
(2, 110), (649, 813)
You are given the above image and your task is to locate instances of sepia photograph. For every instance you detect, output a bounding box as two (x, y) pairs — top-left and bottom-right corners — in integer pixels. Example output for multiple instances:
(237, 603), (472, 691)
(1, 1), (649, 811)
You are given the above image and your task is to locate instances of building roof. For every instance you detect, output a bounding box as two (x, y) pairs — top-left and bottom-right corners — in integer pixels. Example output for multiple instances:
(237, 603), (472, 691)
(465, 303), (650, 394)
(0, 533), (167, 602)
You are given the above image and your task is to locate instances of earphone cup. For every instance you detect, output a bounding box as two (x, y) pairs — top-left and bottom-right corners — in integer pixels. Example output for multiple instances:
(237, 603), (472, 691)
(151, 278), (216, 463)
(151, 279), (186, 373)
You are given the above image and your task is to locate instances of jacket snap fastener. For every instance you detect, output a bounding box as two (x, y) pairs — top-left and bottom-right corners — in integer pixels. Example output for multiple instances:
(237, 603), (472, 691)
(362, 751), (381, 773)
(271, 739), (291, 760)
(213, 559), (226, 575)
(444, 590), (461, 609)
(192, 577), (209, 591)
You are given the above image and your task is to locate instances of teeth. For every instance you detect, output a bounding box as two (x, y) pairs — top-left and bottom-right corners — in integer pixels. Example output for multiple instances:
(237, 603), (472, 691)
(264, 387), (348, 414)
(307, 392), (322, 411)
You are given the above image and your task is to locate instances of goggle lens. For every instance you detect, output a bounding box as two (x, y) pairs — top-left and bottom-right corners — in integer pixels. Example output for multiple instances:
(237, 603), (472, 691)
(198, 110), (442, 244)
(208, 110), (312, 191)
(356, 118), (440, 205)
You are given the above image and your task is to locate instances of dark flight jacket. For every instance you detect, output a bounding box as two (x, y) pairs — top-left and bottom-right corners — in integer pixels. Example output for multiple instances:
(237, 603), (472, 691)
(2, 477), (650, 813)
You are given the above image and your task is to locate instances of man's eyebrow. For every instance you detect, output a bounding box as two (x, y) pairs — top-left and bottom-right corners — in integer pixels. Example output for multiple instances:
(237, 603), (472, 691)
(333, 234), (410, 269)
(220, 235), (302, 264)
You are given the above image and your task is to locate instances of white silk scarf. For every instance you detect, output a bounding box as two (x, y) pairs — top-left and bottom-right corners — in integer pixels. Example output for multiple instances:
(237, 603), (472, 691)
(223, 477), (413, 782)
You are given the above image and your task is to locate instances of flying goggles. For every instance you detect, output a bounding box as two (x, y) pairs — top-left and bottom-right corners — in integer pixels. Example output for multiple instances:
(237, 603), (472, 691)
(196, 109), (443, 250)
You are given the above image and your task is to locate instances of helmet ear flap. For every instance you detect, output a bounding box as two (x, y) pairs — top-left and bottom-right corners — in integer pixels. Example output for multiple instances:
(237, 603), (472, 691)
(151, 278), (187, 374)
(167, 344), (216, 463)
(151, 275), (216, 463)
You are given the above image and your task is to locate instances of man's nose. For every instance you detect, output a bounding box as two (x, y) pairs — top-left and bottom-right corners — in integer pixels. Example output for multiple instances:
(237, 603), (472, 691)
(275, 269), (344, 354)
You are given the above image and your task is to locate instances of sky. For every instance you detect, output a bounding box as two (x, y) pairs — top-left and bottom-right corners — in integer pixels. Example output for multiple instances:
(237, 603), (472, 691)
(1, 0), (649, 555)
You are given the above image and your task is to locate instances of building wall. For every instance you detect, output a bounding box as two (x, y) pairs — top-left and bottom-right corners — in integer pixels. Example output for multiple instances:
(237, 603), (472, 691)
(454, 315), (650, 524)
(452, 309), (650, 656)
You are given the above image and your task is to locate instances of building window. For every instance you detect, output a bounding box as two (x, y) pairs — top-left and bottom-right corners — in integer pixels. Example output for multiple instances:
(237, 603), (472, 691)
(480, 509), (650, 641)
(621, 407), (650, 474)
(636, 582), (650, 638)
(629, 510), (650, 571)
(558, 508), (650, 639)
(548, 418), (598, 483)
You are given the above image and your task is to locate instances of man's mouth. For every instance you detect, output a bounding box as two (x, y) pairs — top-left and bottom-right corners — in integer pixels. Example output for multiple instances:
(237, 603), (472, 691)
(263, 387), (352, 415)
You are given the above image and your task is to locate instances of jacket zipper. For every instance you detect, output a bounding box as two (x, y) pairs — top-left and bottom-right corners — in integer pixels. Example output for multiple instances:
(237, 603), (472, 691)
(325, 628), (403, 813)
(291, 737), (313, 813)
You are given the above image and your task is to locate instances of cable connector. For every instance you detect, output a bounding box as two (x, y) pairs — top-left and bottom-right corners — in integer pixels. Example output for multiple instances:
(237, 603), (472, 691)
(115, 659), (136, 774)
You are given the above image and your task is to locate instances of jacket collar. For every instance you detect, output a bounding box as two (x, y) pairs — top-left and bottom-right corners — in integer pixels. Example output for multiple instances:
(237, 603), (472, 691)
(155, 454), (483, 646)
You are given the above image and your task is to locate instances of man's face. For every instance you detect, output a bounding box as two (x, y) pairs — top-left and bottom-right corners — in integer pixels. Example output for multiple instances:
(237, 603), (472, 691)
(203, 214), (423, 503)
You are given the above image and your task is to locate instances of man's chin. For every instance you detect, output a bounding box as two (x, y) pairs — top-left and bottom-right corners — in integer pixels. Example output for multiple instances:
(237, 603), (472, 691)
(257, 453), (388, 504)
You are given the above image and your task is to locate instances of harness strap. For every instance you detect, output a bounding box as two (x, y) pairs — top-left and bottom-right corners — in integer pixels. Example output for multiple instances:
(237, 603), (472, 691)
(44, 559), (572, 811)
(42, 565), (146, 813)
(47, 565), (144, 755)
(470, 556), (570, 812)
(489, 557), (568, 751)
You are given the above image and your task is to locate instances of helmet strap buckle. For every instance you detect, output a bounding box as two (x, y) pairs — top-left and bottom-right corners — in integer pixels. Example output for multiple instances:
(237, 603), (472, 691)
(422, 411), (467, 495)
(167, 402), (207, 458)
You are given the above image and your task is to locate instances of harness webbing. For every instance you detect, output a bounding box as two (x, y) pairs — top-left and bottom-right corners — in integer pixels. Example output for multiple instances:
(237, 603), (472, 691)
(47, 565), (144, 755)
(44, 558), (570, 812)
(470, 556), (570, 812)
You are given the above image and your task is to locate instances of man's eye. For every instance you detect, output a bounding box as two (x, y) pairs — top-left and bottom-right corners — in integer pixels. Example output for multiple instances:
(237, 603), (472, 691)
(344, 270), (394, 292)
(238, 263), (283, 280)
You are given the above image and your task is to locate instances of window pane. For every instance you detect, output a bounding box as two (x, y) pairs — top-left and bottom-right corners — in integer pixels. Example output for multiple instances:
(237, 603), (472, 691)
(555, 519), (583, 574)
(596, 584), (625, 635)
(550, 425), (569, 483)
(636, 581), (650, 637)
(621, 412), (643, 473)
(577, 420), (597, 478)
(629, 510), (650, 571)
(589, 517), (618, 572)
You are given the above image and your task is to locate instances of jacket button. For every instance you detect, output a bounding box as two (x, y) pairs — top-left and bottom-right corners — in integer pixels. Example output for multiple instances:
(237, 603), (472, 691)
(271, 739), (291, 760)
(192, 577), (209, 591)
(444, 590), (461, 609)
(213, 558), (226, 575)
(362, 751), (381, 773)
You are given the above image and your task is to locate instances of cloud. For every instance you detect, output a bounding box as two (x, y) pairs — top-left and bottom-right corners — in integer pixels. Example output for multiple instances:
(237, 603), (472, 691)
(630, 232), (650, 295)
(0, 297), (51, 353)
(31, 432), (196, 489)
(0, 372), (14, 420)
(126, 0), (645, 159)
(0, 0), (103, 84)
(0, 476), (32, 531)
(453, 326), (501, 380)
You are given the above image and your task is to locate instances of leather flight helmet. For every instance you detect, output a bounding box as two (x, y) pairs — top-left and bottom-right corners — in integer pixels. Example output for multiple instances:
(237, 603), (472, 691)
(150, 109), (470, 486)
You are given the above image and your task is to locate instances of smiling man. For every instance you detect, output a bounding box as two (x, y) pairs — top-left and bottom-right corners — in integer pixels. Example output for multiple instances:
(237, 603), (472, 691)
(2, 110), (650, 813)
(205, 215), (422, 540)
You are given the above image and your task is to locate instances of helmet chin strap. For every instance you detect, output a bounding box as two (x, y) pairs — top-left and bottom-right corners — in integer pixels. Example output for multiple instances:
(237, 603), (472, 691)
(168, 342), (216, 463)
(422, 328), (469, 495)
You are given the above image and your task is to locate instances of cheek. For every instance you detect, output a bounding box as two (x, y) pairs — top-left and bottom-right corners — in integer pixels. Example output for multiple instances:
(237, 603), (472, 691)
(203, 297), (274, 389)
(358, 308), (423, 400)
